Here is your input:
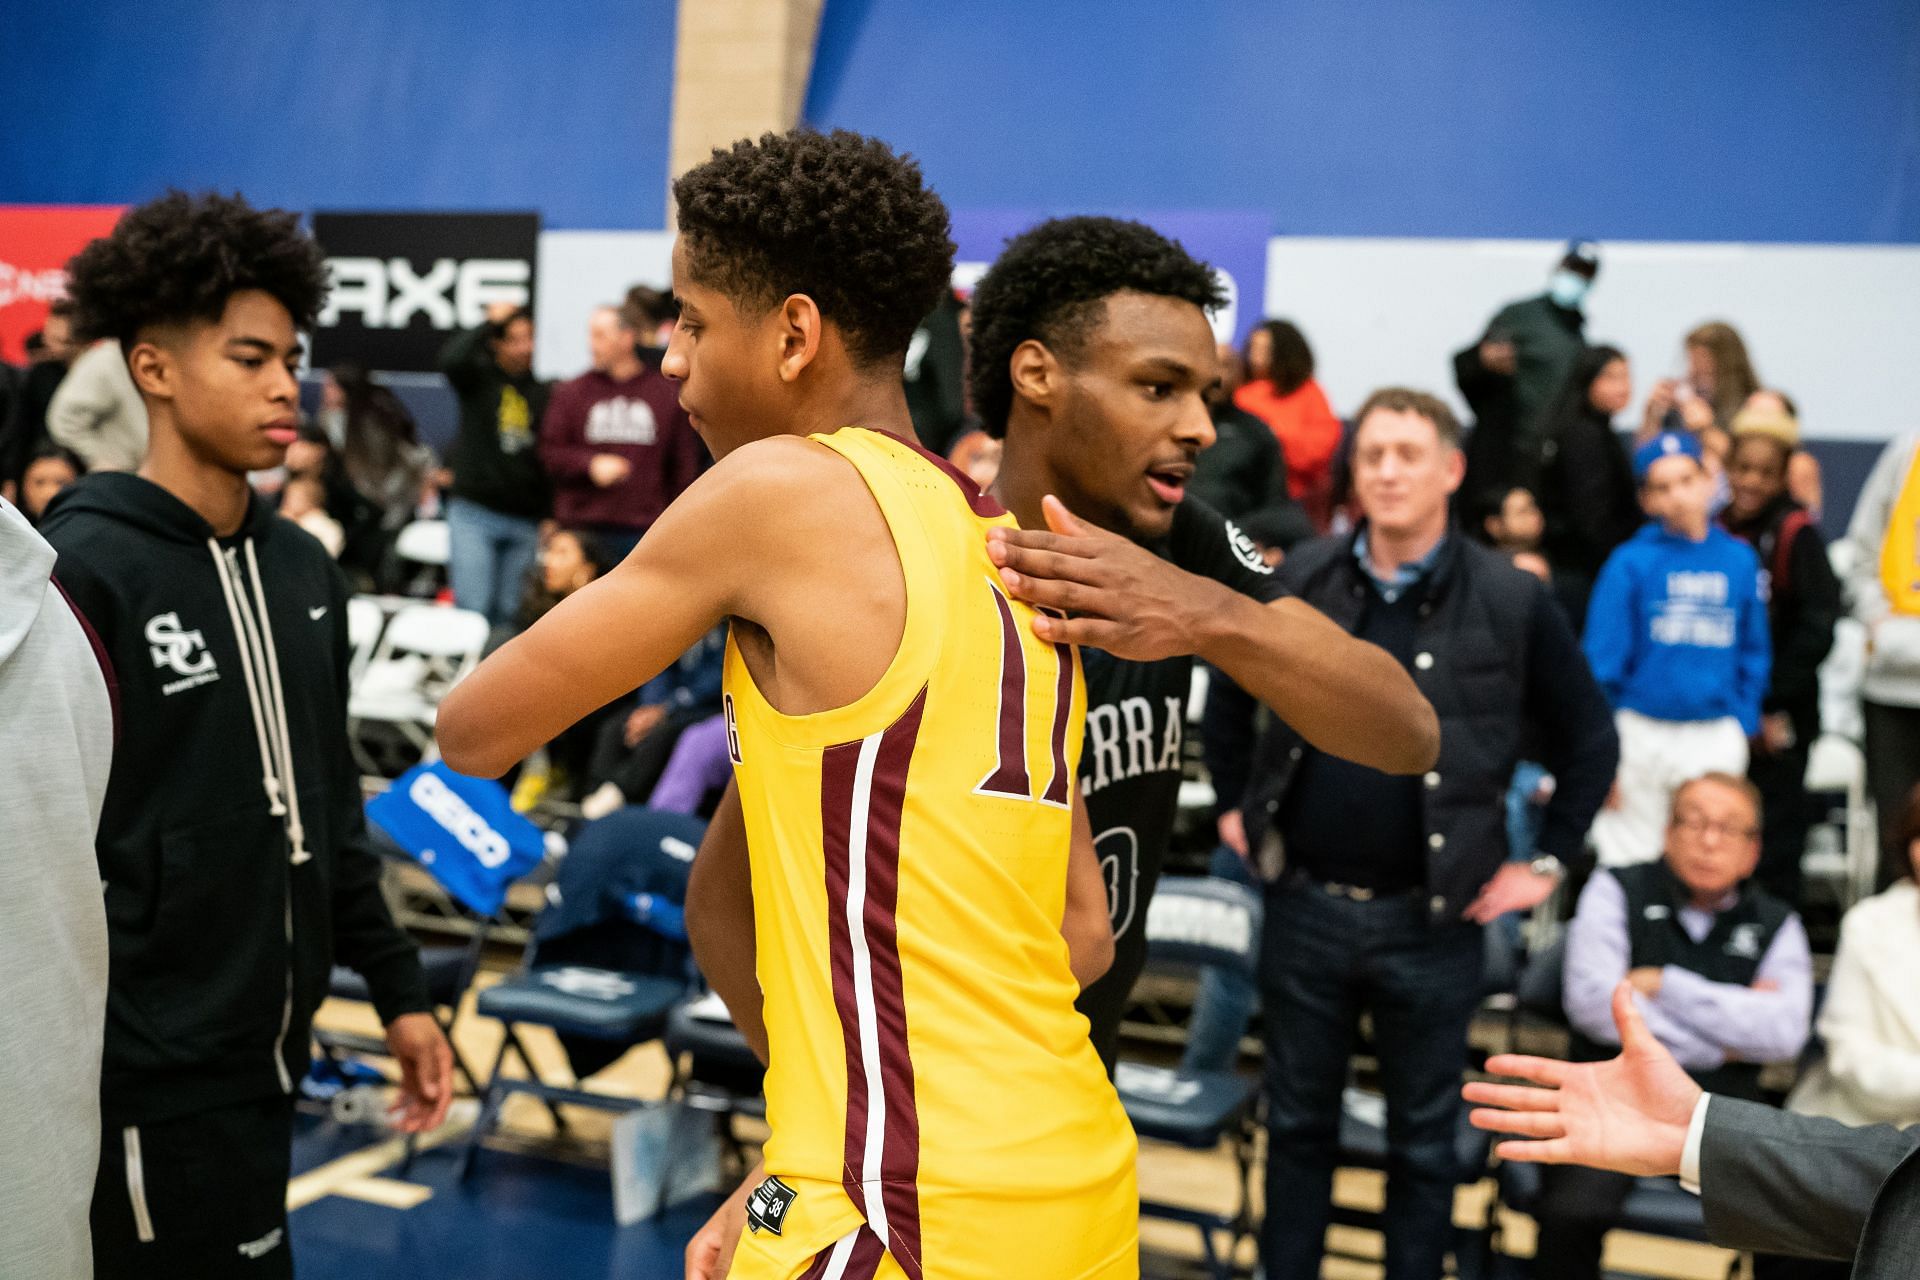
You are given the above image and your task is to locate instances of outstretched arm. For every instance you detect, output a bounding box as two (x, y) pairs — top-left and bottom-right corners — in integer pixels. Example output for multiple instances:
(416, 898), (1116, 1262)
(989, 496), (1437, 775)
(437, 442), (793, 777)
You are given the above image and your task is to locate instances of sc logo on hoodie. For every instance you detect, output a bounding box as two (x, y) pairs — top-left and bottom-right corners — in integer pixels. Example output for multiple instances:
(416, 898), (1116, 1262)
(146, 611), (221, 696)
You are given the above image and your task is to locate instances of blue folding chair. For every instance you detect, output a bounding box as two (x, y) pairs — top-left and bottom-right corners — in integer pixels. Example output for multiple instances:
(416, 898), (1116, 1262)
(1115, 875), (1264, 1280)
(316, 763), (545, 1169)
(456, 807), (703, 1180)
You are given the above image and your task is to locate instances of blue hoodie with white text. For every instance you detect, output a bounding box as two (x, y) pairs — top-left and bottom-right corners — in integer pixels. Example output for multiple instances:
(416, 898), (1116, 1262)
(1581, 522), (1771, 733)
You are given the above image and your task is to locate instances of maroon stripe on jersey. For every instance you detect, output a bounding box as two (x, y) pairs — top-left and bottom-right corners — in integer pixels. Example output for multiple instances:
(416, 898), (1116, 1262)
(865, 687), (927, 1280)
(847, 1226), (890, 1279)
(820, 734), (868, 1209)
(975, 584), (1030, 798)
(885, 430), (1010, 519)
(1041, 629), (1074, 806)
(795, 1246), (836, 1280)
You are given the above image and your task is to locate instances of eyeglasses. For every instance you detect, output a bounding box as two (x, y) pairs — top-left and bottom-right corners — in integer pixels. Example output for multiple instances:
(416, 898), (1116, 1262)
(1672, 812), (1759, 842)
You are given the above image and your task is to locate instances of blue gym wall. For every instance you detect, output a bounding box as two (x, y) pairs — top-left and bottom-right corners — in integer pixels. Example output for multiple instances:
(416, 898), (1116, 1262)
(805, 0), (1920, 244)
(0, 0), (679, 229)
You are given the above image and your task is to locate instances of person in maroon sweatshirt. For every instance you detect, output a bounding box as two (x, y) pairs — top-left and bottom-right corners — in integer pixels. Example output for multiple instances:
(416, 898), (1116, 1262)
(537, 305), (705, 559)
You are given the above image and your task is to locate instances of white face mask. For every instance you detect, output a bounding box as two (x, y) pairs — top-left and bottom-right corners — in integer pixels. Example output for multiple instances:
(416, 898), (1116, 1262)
(1548, 269), (1591, 309)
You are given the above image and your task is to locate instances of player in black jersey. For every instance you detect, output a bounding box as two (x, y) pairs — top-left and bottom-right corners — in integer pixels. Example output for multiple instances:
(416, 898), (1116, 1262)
(971, 215), (1439, 1068)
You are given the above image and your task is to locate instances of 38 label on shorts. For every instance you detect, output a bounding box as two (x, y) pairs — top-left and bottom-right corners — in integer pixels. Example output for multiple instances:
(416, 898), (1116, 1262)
(746, 1175), (797, 1236)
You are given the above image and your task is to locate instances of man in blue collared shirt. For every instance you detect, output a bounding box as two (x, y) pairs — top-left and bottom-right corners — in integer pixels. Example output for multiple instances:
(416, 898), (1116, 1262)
(1231, 388), (1618, 1280)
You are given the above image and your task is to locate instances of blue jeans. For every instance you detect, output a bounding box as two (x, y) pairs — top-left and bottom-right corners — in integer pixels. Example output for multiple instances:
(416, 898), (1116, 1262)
(446, 496), (542, 629)
(1259, 876), (1485, 1280)
(1179, 845), (1262, 1074)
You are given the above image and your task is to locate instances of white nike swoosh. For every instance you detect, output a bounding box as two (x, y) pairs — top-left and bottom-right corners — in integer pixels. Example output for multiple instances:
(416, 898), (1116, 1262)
(309, 606), (328, 620)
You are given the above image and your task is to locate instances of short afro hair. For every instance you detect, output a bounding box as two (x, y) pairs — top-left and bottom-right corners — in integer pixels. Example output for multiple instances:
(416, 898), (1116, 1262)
(63, 190), (329, 347)
(672, 129), (955, 367)
(968, 217), (1225, 438)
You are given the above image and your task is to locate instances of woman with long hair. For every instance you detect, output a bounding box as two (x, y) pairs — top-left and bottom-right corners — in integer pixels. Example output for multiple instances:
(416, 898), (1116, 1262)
(1232, 318), (1343, 530)
(1639, 320), (1761, 442)
(321, 362), (433, 535)
(1535, 344), (1641, 631)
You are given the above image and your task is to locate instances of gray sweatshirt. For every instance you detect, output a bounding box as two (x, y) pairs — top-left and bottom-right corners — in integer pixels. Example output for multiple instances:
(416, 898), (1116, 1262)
(46, 339), (147, 472)
(0, 498), (114, 1279)
(1843, 433), (1920, 708)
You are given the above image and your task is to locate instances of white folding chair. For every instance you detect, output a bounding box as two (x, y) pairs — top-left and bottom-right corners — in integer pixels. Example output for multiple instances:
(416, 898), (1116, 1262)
(394, 519), (451, 567)
(347, 603), (490, 769)
(346, 595), (385, 686)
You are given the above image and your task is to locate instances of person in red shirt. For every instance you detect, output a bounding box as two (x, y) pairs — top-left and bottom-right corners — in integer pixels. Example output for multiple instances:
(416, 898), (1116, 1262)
(537, 305), (705, 559)
(1233, 319), (1344, 530)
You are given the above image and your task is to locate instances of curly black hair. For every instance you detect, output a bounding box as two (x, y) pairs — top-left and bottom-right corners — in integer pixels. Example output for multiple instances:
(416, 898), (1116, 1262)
(967, 217), (1224, 438)
(672, 129), (955, 367)
(62, 191), (329, 347)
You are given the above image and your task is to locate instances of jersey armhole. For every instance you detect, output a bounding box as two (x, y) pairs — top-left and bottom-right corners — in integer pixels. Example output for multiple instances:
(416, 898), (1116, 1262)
(724, 436), (941, 749)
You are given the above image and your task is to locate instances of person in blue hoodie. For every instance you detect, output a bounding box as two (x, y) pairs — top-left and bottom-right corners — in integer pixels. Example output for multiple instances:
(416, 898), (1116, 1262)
(1584, 431), (1771, 868)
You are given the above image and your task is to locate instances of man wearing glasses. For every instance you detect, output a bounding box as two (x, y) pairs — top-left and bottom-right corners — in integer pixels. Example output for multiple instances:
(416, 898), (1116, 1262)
(1534, 770), (1813, 1280)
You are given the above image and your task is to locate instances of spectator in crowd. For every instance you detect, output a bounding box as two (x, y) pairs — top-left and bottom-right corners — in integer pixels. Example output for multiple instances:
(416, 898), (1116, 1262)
(946, 427), (1001, 489)
(16, 443), (84, 526)
(904, 289), (969, 455)
(1787, 780), (1920, 1131)
(1742, 388), (1824, 520)
(0, 496), (113, 1280)
(1639, 321), (1763, 444)
(1533, 344), (1641, 631)
(319, 362), (433, 576)
(505, 528), (618, 803)
(1722, 410), (1840, 906)
(1541, 771), (1812, 1280)
(1585, 433), (1771, 868)
(1479, 484), (1551, 583)
(643, 712), (733, 818)
(578, 625), (727, 821)
(1232, 319), (1343, 529)
(538, 305), (702, 561)
(438, 300), (550, 628)
(1192, 342), (1313, 544)
(621, 284), (678, 366)
(1841, 428), (1920, 889)
(1455, 239), (1599, 494)
(41, 189), (449, 1279)
(3, 301), (81, 494)
(47, 324), (148, 472)
(277, 474), (343, 558)
(276, 426), (380, 578)
(1235, 388), (1616, 1280)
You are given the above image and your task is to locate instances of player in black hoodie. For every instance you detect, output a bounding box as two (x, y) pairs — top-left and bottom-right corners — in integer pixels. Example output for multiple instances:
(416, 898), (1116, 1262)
(39, 192), (449, 1280)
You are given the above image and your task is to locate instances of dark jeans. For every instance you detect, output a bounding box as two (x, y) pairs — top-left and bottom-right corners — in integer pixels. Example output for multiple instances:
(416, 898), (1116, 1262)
(1259, 876), (1485, 1280)
(93, 1096), (295, 1279)
(1749, 736), (1814, 907)
(1864, 700), (1920, 891)
(1533, 1165), (1636, 1280)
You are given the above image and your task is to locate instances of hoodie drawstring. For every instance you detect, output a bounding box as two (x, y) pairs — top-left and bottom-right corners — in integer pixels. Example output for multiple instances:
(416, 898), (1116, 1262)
(207, 538), (310, 864)
(244, 541), (308, 863)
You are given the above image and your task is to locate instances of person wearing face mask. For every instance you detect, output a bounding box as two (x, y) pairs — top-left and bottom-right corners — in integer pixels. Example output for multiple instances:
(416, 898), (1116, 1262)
(1456, 239), (1600, 496)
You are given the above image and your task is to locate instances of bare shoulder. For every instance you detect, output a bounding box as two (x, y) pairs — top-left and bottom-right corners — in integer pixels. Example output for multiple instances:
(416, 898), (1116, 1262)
(706, 433), (867, 502)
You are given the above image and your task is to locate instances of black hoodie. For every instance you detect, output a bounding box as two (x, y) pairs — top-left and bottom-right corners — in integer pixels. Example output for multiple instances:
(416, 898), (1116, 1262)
(39, 473), (430, 1126)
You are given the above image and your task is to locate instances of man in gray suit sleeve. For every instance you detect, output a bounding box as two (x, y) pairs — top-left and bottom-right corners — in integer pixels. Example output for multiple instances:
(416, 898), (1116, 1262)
(1462, 981), (1920, 1274)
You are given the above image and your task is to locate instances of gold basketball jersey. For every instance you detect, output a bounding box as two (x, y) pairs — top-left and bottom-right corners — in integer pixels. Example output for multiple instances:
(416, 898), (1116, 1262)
(721, 428), (1137, 1279)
